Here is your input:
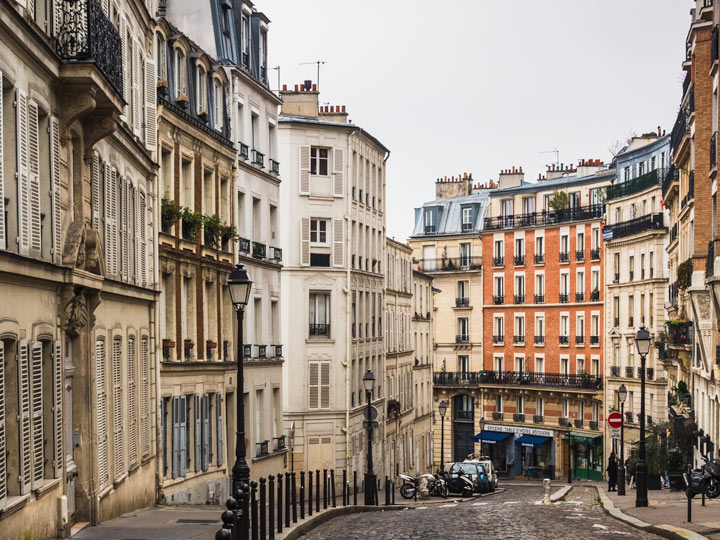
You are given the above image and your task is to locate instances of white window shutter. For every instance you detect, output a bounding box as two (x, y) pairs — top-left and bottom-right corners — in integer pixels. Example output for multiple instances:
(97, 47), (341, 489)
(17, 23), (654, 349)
(172, 397), (179, 478)
(0, 341), (6, 504)
(96, 338), (108, 490)
(132, 40), (141, 136)
(30, 341), (43, 486)
(202, 395), (209, 471)
(308, 362), (318, 409)
(53, 340), (63, 479)
(16, 90), (30, 256)
(144, 58), (157, 151)
(180, 396), (188, 476)
(216, 393), (223, 467)
(194, 394), (201, 472)
(91, 152), (101, 231)
(127, 336), (137, 466)
(300, 217), (310, 266)
(120, 176), (128, 281)
(299, 145), (310, 195)
(101, 0), (109, 15)
(112, 170), (119, 276)
(333, 218), (344, 267)
(128, 184), (136, 283)
(140, 336), (149, 457)
(120, 17), (128, 119)
(332, 147), (344, 197)
(139, 191), (147, 286)
(17, 340), (31, 494)
(112, 338), (124, 478)
(50, 116), (62, 263)
(0, 71), (5, 251)
(28, 102), (41, 255)
(104, 165), (113, 275)
(320, 362), (330, 408)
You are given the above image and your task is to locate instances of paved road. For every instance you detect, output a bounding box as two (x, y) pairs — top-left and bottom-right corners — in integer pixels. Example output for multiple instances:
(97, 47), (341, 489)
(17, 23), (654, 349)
(301, 486), (661, 540)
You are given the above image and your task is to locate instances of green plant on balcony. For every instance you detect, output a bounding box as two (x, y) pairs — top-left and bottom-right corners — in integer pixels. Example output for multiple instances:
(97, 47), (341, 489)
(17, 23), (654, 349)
(387, 399), (401, 419)
(677, 259), (693, 289)
(548, 190), (569, 211)
(220, 224), (237, 250)
(203, 214), (222, 247)
(181, 208), (203, 241)
(673, 380), (691, 405)
(161, 197), (182, 232)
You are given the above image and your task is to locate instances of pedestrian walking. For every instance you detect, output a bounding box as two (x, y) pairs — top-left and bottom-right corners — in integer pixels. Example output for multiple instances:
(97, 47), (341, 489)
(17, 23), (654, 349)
(607, 452), (618, 492)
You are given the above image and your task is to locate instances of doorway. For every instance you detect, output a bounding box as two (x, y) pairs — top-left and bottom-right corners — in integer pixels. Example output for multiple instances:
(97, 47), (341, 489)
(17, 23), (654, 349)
(452, 394), (474, 461)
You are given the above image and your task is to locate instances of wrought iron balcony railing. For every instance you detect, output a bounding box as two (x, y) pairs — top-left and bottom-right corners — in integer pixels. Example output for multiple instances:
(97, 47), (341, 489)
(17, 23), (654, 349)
(534, 335), (545, 345)
(590, 248), (600, 260)
(492, 412), (504, 420)
(514, 413), (525, 422)
(252, 149), (265, 167)
(513, 294), (525, 304)
(590, 289), (600, 301)
(493, 295), (504, 305)
(666, 321), (691, 347)
(238, 237), (251, 253)
(533, 415), (544, 424)
(513, 335), (525, 344)
(559, 252), (569, 263)
(492, 335), (504, 344)
(56, 0), (123, 94)
(575, 250), (585, 262)
(416, 256), (482, 272)
(484, 204), (604, 231)
(605, 213), (665, 241)
(513, 255), (525, 266)
(534, 254), (544, 264)
(671, 102), (691, 155)
(270, 159), (280, 175)
(559, 336), (569, 345)
(625, 367), (634, 378)
(252, 241), (266, 258)
(559, 418), (571, 427)
(575, 335), (585, 345)
(434, 371), (602, 390)
(589, 421), (599, 431)
(456, 334), (470, 343)
(534, 294), (545, 304)
(575, 292), (585, 302)
(590, 335), (599, 345)
(559, 293), (569, 303)
(456, 297), (470, 307)
(309, 323), (330, 336)
(610, 366), (620, 377)
(607, 168), (666, 201)
(663, 165), (679, 199)
(238, 142), (249, 160)
(574, 419), (584, 428)
(493, 256), (504, 267)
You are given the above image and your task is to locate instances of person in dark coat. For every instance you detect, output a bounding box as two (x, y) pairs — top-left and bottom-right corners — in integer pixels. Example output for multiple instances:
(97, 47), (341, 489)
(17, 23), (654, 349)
(607, 452), (618, 492)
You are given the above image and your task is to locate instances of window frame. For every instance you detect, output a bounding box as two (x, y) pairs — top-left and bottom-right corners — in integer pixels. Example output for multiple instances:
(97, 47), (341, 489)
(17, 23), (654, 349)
(310, 146), (329, 176)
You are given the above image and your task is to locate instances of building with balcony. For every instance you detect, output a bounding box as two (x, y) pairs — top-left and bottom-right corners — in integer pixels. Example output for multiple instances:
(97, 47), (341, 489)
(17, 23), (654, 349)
(603, 132), (671, 464)
(478, 163), (611, 481)
(278, 84), (389, 482)
(384, 239), (434, 478)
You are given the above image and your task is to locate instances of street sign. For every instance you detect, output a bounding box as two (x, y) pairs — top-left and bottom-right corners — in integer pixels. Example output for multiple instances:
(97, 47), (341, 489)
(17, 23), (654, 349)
(363, 405), (378, 421)
(611, 428), (620, 440)
(363, 420), (379, 429)
(608, 411), (622, 429)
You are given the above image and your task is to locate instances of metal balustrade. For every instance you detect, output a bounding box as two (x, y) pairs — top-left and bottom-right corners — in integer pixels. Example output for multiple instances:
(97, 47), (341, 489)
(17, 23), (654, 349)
(433, 371), (602, 390)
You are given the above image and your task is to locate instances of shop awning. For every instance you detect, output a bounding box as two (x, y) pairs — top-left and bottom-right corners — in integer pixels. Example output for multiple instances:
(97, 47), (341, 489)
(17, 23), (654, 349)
(564, 432), (602, 444)
(473, 431), (511, 444)
(516, 435), (551, 448)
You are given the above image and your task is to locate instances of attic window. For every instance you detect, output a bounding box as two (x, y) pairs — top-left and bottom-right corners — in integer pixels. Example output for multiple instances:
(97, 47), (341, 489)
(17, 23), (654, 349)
(462, 207), (473, 231)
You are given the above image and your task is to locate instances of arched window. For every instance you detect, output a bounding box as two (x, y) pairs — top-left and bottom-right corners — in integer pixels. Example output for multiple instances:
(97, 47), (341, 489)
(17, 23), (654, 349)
(196, 65), (207, 114)
(174, 48), (186, 97)
(156, 34), (167, 82)
(213, 79), (222, 130)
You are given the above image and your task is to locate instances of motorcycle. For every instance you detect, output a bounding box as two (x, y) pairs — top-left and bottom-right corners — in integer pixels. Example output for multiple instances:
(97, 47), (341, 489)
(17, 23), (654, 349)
(399, 473), (448, 499)
(683, 453), (720, 498)
(442, 468), (475, 498)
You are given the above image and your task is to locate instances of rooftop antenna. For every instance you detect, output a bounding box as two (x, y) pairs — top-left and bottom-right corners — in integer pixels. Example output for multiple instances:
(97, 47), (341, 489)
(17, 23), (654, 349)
(299, 60), (326, 90)
(270, 66), (280, 93)
(540, 147), (560, 167)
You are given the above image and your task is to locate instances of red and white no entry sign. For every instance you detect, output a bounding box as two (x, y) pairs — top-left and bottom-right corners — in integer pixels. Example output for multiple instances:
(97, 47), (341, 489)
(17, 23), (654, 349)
(608, 411), (622, 429)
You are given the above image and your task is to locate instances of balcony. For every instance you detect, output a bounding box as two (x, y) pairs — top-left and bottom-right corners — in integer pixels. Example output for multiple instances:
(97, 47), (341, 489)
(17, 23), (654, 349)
(625, 411), (634, 424)
(625, 367), (634, 378)
(666, 321), (691, 347)
(492, 412), (504, 421)
(534, 294), (545, 304)
(434, 371), (602, 390)
(682, 171), (695, 209)
(492, 335), (504, 344)
(455, 297), (470, 307)
(671, 103), (691, 156)
(610, 366), (620, 377)
(272, 344), (283, 358)
(252, 149), (265, 168)
(243, 344), (252, 358)
(575, 250), (585, 263)
(493, 295), (504, 305)
(424, 225), (436, 234)
(590, 248), (600, 260)
(416, 256), (482, 273)
(513, 294), (525, 304)
(513, 255), (525, 266)
(559, 418), (571, 427)
(628, 316), (634, 327)
(701, 0), (714, 21)
(484, 204), (604, 231)
(493, 256), (505, 267)
(663, 165), (679, 199)
(252, 241), (266, 259)
(707, 240), (715, 278)
(712, 132), (717, 170)
(559, 336), (569, 345)
(629, 271), (634, 281)
(574, 419), (584, 428)
(713, 25), (719, 63)
(534, 335), (545, 345)
(559, 293), (569, 303)
(238, 142), (249, 161)
(575, 335), (585, 345)
(513, 335), (525, 344)
(575, 292), (585, 302)
(533, 415), (544, 424)
(270, 159), (280, 175)
(590, 290), (600, 301)
(274, 435), (287, 451)
(514, 413), (526, 422)
(590, 335), (599, 345)
(534, 254), (544, 264)
(456, 334), (470, 344)
(605, 213), (665, 241)
(270, 246), (282, 262)
(614, 317), (620, 327)
(256, 440), (270, 457)
(607, 168), (666, 201)
(589, 421), (599, 431)
(309, 324), (330, 337)
(559, 252), (570, 263)
(238, 237), (251, 253)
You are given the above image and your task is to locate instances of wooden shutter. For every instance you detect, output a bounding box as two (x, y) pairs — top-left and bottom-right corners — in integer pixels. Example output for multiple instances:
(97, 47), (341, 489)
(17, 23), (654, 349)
(202, 395), (209, 471)
(216, 393), (223, 467)
(171, 397), (179, 478)
(101, 0), (109, 15)
(308, 362), (319, 409)
(16, 90), (30, 256)
(127, 183), (135, 283)
(144, 58), (157, 151)
(91, 152), (101, 231)
(0, 71), (5, 250)
(28, 102), (41, 255)
(139, 192), (146, 286)
(30, 341), (43, 486)
(320, 363), (330, 409)
(127, 336), (137, 466)
(50, 116), (62, 263)
(299, 145), (310, 195)
(96, 339), (108, 489)
(120, 17), (128, 119)
(120, 176), (128, 281)
(132, 39), (141, 136)
(104, 164), (112, 274)
(332, 147), (344, 197)
(333, 218), (344, 267)
(52, 340), (63, 479)
(112, 338), (124, 478)
(140, 336), (149, 457)
(194, 394), (201, 472)
(300, 217), (310, 266)
(18, 341), (31, 494)
(179, 396), (187, 477)
(0, 341), (6, 504)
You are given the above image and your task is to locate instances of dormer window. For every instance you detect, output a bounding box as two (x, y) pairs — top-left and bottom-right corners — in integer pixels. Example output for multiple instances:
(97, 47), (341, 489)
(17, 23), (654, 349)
(241, 16), (250, 66)
(196, 65), (207, 113)
(175, 48), (187, 97)
(461, 207), (473, 231)
(213, 79), (223, 130)
(424, 209), (436, 233)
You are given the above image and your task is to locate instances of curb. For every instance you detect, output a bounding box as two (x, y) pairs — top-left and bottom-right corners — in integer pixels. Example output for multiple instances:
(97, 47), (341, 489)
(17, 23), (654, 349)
(278, 505), (406, 540)
(550, 485), (572, 502)
(594, 486), (709, 540)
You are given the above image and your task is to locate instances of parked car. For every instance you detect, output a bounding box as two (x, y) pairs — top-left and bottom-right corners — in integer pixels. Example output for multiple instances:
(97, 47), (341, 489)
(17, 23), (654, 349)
(464, 458), (498, 491)
(444, 462), (489, 494)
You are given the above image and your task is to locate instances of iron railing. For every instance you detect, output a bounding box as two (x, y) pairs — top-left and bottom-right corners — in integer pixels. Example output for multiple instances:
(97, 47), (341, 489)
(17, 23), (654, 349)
(590, 248), (600, 260)
(575, 292), (585, 302)
(493, 256), (504, 267)
(252, 149), (265, 167)
(559, 293), (569, 303)
(666, 321), (691, 346)
(605, 213), (665, 241)
(590, 335), (599, 345)
(492, 412), (504, 420)
(484, 204), (604, 231)
(712, 132), (717, 170)
(559, 418), (571, 427)
(309, 324), (330, 336)
(625, 367), (634, 378)
(590, 289), (600, 301)
(534, 254), (544, 264)
(534, 336), (545, 344)
(514, 413), (525, 422)
(663, 165), (678, 199)
(534, 294), (545, 304)
(493, 295), (504, 305)
(610, 366), (620, 377)
(270, 159), (280, 175)
(456, 297), (470, 307)
(433, 371), (602, 390)
(589, 421), (599, 431)
(559, 336), (569, 345)
(559, 252), (569, 263)
(238, 142), (249, 160)
(575, 335), (585, 345)
(708, 240), (715, 278)
(513, 335), (525, 344)
(56, 0), (123, 94)
(682, 171), (694, 208)
(252, 241), (266, 258)
(574, 419), (584, 428)
(513, 294), (525, 304)
(713, 26), (719, 64)
(513, 255), (525, 266)
(416, 256), (482, 272)
(671, 103), (691, 155)
(606, 168), (666, 201)
(456, 334), (470, 343)
(492, 335), (504, 344)
(576, 250), (585, 262)
(533, 415), (544, 424)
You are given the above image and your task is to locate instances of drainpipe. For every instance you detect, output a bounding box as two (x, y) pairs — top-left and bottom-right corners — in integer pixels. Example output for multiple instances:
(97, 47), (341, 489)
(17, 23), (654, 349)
(345, 131), (356, 475)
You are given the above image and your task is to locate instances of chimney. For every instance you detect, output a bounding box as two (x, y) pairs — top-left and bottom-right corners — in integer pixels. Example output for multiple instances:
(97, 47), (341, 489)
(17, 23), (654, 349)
(279, 81), (320, 118)
(318, 103), (350, 124)
(577, 158), (605, 179)
(498, 166), (524, 189)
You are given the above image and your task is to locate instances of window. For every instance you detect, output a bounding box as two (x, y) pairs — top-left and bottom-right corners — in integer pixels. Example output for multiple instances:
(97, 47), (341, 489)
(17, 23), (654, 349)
(560, 234), (569, 254)
(309, 292), (330, 336)
(577, 231), (585, 251)
(459, 355), (469, 377)
(310, 219), (328, 244)
(517, 395), (525, 414)
(241, 15), (250, 62)
(522, 196), (535, 214)
(591, 314), (600, 339)
(535, 316), (545, 339)
(457, 318), (469, 341)
(514, 315), (525, 340)
(494, 239), (503, 259)
(310, 147), (329, 175)
(461, 207), (473, 231)
(309, 362), (330, 409)
(560, 315), (569, 337)
(171, 395), (188, 478)
(495, 394), (503, 412)
(577, 315), (585, 338)
(535, 355), (544, 374)
(175, 48), (186, 97)
(562, 399), (569, 418)
(569, 192), (580, 208)
(535, 274), (545, 299)
(460, 242), (471, 266)
(213, 79), (223, 130)
(560, 273), (569, 296)
(535, 236), (544, 257)
(494, 355), (503, 374)
(515, 237), (524, 257)
(537, 397), (544, 416)
(424, 210), (435, 233)
(493, 316), (504, 340)
(457, 280), (468, 300)
(494, 276), (504, 298)
(196, 65), (207, 113)
(576, 270), (585, 294)
(514, 275), (525, 300)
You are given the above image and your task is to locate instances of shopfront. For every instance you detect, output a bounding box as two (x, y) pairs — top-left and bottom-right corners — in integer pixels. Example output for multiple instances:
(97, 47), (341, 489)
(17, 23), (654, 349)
(565, 432), (603, 482)
(475, 425), (556, 478)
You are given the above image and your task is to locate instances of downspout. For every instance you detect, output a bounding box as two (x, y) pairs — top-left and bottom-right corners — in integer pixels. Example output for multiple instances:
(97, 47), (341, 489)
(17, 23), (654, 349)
(345, 131), (356, 473)
(382, 149), (390, 478)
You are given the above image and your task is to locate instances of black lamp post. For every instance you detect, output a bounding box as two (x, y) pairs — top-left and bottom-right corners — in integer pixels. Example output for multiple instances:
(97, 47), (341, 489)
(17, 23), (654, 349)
(635, 326), (651, 508)
(617, 383), (627, 496)
(228, 263), (253, 499)
(478, 416), (486, 458)
(438, 400), (448, 470)
(363, 369), (376, 505)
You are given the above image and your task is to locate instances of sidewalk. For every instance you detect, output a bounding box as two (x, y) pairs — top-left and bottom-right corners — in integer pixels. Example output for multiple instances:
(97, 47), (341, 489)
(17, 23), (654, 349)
(599, 485), (720, 540)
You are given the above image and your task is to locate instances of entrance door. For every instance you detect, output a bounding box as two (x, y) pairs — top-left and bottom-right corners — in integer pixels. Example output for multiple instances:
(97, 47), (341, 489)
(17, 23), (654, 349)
(64, 337), (77, 523)
(452, 394), (474, 461)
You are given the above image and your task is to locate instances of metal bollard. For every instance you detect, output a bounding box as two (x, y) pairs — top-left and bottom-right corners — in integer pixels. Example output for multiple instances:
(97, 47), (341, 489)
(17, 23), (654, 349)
(268, 476), (275, 540)
(291, 472), (298, 524)
(216, 496), (237, 540)
(331, 469), (336, 507)
(385, 476), (390, 505)
(354, 470), (358, 505)
(687, 465), (693, 523)
(250, 481), (259, 540)
(284, 472), (290, 529)
(702, 488), (706, 507)
(277, 473), (283, 534)
(543, 478), (551, 505)
(323, 468), (328, 509)
(259, 478), (267, 540)
(375, 478), (379, 506)
(392, 481), (395, 505)
(342, 470), (347, 506)
(308, 470), (313, 516)
(241, 482), (251, 540)
(316, 469), (320, 512)
(300, 471), (305, 520)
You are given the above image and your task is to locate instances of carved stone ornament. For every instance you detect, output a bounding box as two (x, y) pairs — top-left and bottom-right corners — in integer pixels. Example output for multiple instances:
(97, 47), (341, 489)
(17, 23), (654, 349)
(697, 292), (712, 320)
(62, 223), (105, 276)
(61, 285), (102, 336)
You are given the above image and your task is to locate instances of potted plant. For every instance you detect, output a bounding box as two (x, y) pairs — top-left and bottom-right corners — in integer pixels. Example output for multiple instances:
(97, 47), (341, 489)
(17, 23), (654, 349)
(203, 214), (222, 248)
(387, 399), (401, 419)
(157, 78), (169, 98)
(206, 340), (217, 349)
(677, 259), (693, 289)
(176, 93), (189, 110)
(161, 197), (182, 233)
(220, 224), (237, 251)
(162, 339), (175, 349)
(181, 208), (203, 241)
(198, 109), (209, 123)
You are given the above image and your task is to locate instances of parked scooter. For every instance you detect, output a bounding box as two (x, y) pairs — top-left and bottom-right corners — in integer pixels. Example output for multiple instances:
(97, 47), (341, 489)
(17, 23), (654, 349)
(683, 453), (720, 498)
(441, 466), (475, 497)
(399, 473), (448, 499)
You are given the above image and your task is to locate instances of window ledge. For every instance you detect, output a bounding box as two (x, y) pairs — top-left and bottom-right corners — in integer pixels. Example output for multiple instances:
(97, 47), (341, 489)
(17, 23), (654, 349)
(306, 338), (334, 344)
(113, 473), (128, 490)
(33, 478), (62, 500)
(0, 495), (30, 521)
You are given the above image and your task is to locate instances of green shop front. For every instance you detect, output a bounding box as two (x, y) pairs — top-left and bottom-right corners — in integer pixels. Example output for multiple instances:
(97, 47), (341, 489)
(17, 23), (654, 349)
(565, 432), (603, 481)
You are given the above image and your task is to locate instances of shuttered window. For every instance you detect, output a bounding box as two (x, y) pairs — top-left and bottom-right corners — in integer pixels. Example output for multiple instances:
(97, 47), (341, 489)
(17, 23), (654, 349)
(332, 147), (344, 197)
(96, 338), (108, 490)
(0, 71), (5, 250)
(30, 341), (43, 486)
(16, 90), (30, 256)
(120, 17), (129, 118)
(298, 145), (310, 195)
(18, 341), (31, 494)
(202, 394), (210, 471)
(50, 117), (62, 263)
(0, 342), (5, 503)
(120, 177), (128, 280)
(194, 394), (201, 472)
(92, 152), (101, 232)
(127, 336), (137, 466)
(300, 217), (310, 266)
(140, 336), (149, 457)
(139, 192), (147, 286)
(27, 102), (41, 255)
(112, 337), (124, 479)
(216, 393), (223, 467)
(144, 58), (157, 150)
(52, 340), (63, 478)
(308, 362), (330, 409)
(333, 219), (344, 267)
(132, 39), (142, 136)
(172, 395), (187, 478)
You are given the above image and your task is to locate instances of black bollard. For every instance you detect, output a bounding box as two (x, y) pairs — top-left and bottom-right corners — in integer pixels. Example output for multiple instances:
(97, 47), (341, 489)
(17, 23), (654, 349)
(688, 465), (693, 523)
(284, 472), (290, 528)
(342, 470), (347, 506)
(392, 481), (395, 505)
(308, 470), (313, 516)
(241, 482), (251, 540)
(218, 496), (237, 540)
(300, 471), (305, 520)
(702, 488), (706, 507)
(385, 476), (390, 506)
(291, 472), (298, 524)
(331, 469), (336, 507)
(323, 468), (328, 509)
(277, 473), (283, 533)
(375, 477), (379, 506)
(268, 475), (275, 540)
(259, 478), (267, 540)
(316, 469), (320, 512)
(354, 470), (358, 505)
(251, 481), (259, 540)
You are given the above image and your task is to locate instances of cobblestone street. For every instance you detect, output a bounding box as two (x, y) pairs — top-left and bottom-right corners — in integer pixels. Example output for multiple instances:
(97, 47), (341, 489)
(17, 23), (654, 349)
(300, 486), (661, 540)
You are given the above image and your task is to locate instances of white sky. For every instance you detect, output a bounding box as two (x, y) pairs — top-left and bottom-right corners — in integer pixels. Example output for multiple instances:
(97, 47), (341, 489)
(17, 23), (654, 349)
(267, 0), (690, 242)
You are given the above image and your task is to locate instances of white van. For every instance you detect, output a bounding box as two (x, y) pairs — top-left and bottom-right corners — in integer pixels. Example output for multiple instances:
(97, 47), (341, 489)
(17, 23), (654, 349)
(464, 459), (498, 490)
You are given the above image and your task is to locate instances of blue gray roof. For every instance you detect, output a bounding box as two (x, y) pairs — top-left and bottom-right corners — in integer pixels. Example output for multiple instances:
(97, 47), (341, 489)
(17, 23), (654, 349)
(487, 169), (615, 197)
(410, 191), (490, 237)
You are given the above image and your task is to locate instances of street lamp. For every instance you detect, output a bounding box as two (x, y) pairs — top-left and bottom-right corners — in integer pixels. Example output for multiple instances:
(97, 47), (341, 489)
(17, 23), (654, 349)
(228, 264), (253, 500)
(363, 370), (376, 505)
(478, 416), (486, 459)
(438, 400), (448, 470)
(635, 326), (651, 508)
(617, 384), (627, 496)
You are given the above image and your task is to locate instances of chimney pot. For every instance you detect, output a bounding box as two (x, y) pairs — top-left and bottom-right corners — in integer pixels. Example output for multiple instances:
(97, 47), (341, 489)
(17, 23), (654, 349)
(342, 105), (346, 112)
(294, 84), (299, 91)
(313, 84), (317, 91)
(282, 84), (287, 91)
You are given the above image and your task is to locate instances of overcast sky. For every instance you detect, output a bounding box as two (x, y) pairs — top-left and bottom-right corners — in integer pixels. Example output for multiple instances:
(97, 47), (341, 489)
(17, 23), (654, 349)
(267, 0), (690, 242)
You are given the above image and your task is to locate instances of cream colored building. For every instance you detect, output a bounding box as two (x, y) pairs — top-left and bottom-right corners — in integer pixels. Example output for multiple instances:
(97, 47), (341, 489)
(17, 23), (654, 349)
(385, 238), (433, 478)
(603, 133), (670, 463)
(279, 84), (389, 484)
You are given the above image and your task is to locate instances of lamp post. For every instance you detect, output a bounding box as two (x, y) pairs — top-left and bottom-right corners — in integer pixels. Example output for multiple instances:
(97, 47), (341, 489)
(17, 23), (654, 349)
(618, 383), (627, 496)
(228, 263), (253, 500)
(635, 326), (651, 508)
(363, 370), (376, 505)
(438, 400), (448, 471)
(478, 417), (486, 459)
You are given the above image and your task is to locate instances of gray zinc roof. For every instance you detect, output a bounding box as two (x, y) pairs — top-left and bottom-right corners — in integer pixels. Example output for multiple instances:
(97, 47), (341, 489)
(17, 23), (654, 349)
(411, 190), (489, 237)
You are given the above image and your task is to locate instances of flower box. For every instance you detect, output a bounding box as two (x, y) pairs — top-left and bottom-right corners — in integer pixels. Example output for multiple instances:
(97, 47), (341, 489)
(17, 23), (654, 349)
(183, 339), (194, 349)
(206, 340), (217, 349)
(162, 339), (175, 348)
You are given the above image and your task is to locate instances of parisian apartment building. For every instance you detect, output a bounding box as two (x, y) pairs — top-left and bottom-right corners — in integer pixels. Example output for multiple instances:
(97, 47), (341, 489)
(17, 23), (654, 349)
(278, 83), (389, 480)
